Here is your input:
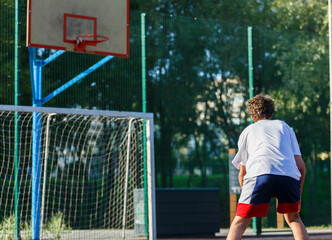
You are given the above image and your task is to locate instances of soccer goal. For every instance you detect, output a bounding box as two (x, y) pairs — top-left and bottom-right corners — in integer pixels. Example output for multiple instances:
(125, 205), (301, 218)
(0, 105), (156, 240)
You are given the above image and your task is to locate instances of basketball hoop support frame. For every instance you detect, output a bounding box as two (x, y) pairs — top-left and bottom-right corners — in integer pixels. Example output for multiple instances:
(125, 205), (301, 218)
(28, 47), (113, 239)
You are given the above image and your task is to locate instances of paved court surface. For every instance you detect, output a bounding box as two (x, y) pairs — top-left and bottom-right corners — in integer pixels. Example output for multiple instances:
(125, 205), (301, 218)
(159, 228), (332, 240)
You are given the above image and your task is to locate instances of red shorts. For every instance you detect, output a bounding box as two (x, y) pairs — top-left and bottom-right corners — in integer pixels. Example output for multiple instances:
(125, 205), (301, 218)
(236, 174), (301, 218)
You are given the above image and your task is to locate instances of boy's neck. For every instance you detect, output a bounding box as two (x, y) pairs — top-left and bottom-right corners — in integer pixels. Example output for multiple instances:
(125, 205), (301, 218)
(252, 117), (272, 123)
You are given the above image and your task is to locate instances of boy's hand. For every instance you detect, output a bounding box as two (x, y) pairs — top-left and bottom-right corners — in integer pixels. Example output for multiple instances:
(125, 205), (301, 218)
(294, 155), (306, 195)
(238, 165), (247, 188)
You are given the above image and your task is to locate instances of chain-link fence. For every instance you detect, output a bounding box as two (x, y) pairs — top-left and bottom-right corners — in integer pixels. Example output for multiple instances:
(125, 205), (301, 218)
(0, 1), (330, 228)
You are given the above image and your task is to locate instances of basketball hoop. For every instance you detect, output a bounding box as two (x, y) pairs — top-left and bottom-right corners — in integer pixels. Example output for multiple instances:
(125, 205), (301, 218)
(74, 34), (109, 52)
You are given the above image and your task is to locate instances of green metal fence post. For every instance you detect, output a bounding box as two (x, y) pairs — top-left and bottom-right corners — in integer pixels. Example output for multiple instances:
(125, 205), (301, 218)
(248, 26), (261, 235)
(14, 0), (21, 239)
(141, 13), (147, 114)
(141, 12), (149, 238)
(248, 26), (254, 100)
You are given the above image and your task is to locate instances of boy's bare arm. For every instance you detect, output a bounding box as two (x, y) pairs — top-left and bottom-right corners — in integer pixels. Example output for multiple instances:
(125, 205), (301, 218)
(238, 165), (246, 188)
(294, 155), (306, 194)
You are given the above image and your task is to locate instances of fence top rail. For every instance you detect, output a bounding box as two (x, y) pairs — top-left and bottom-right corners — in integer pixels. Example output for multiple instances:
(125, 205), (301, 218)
(0, 105), (153, 119)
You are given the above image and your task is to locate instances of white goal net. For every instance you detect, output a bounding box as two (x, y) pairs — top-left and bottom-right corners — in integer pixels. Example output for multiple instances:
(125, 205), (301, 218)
(0, 105), (156, 240)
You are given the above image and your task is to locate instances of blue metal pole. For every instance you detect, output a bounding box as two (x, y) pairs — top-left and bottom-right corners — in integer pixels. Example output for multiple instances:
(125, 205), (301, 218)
(42, 50), (65, 66)
(32, 113), (42, 239)
(31, 51), (43, 239)
(30, 50), (64, 239)
(28, 49), (114, 239)
(42, 56), (113, 104)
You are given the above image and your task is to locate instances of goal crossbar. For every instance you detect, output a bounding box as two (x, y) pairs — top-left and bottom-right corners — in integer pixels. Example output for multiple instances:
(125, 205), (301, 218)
(0, 105), (153, 120)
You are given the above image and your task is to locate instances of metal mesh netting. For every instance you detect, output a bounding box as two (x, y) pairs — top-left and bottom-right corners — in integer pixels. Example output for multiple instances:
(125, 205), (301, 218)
(0, 0), (330, 228)
(0, 108), (147, 239)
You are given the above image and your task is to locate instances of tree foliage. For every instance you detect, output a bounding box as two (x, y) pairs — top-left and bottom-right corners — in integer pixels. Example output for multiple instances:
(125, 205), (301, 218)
(132, 0), (330, 224)
(0, 0), (330, 226)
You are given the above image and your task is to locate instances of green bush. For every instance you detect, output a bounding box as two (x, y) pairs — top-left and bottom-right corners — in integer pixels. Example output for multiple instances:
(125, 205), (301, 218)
(21, 221), (31, 240)
(0, 215), (15, 240)
(47, 212), (71, 240)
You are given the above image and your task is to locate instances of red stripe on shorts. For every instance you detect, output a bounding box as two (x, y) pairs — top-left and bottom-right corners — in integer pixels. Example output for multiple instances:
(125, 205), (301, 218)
(277, 201), (301, 213)
(236, 203), (269, 218)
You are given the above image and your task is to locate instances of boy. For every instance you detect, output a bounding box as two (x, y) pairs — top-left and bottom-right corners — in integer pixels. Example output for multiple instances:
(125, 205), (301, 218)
(227, 95), (309, 240)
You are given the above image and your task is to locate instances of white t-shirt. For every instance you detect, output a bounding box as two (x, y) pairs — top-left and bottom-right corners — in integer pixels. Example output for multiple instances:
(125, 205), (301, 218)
(232, 119), (302, 180)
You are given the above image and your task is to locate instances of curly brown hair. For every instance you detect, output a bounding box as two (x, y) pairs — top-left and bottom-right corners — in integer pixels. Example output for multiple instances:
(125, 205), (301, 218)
(247, 94), (274, 121)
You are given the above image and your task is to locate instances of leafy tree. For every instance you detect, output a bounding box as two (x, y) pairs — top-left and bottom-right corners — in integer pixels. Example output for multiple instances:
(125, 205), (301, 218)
(1, 0), (330, 225)
(271, 0), (328, 34)
(134, 0), (331, 224)
(258, 1), (329, 224)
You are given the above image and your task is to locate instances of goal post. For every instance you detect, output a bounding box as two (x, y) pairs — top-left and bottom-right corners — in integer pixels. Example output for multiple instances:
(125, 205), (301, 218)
(0, 105), (156, 240)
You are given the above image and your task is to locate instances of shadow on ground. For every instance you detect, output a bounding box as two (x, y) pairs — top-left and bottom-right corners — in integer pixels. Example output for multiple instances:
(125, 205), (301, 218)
(159, 229), (332, 240)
